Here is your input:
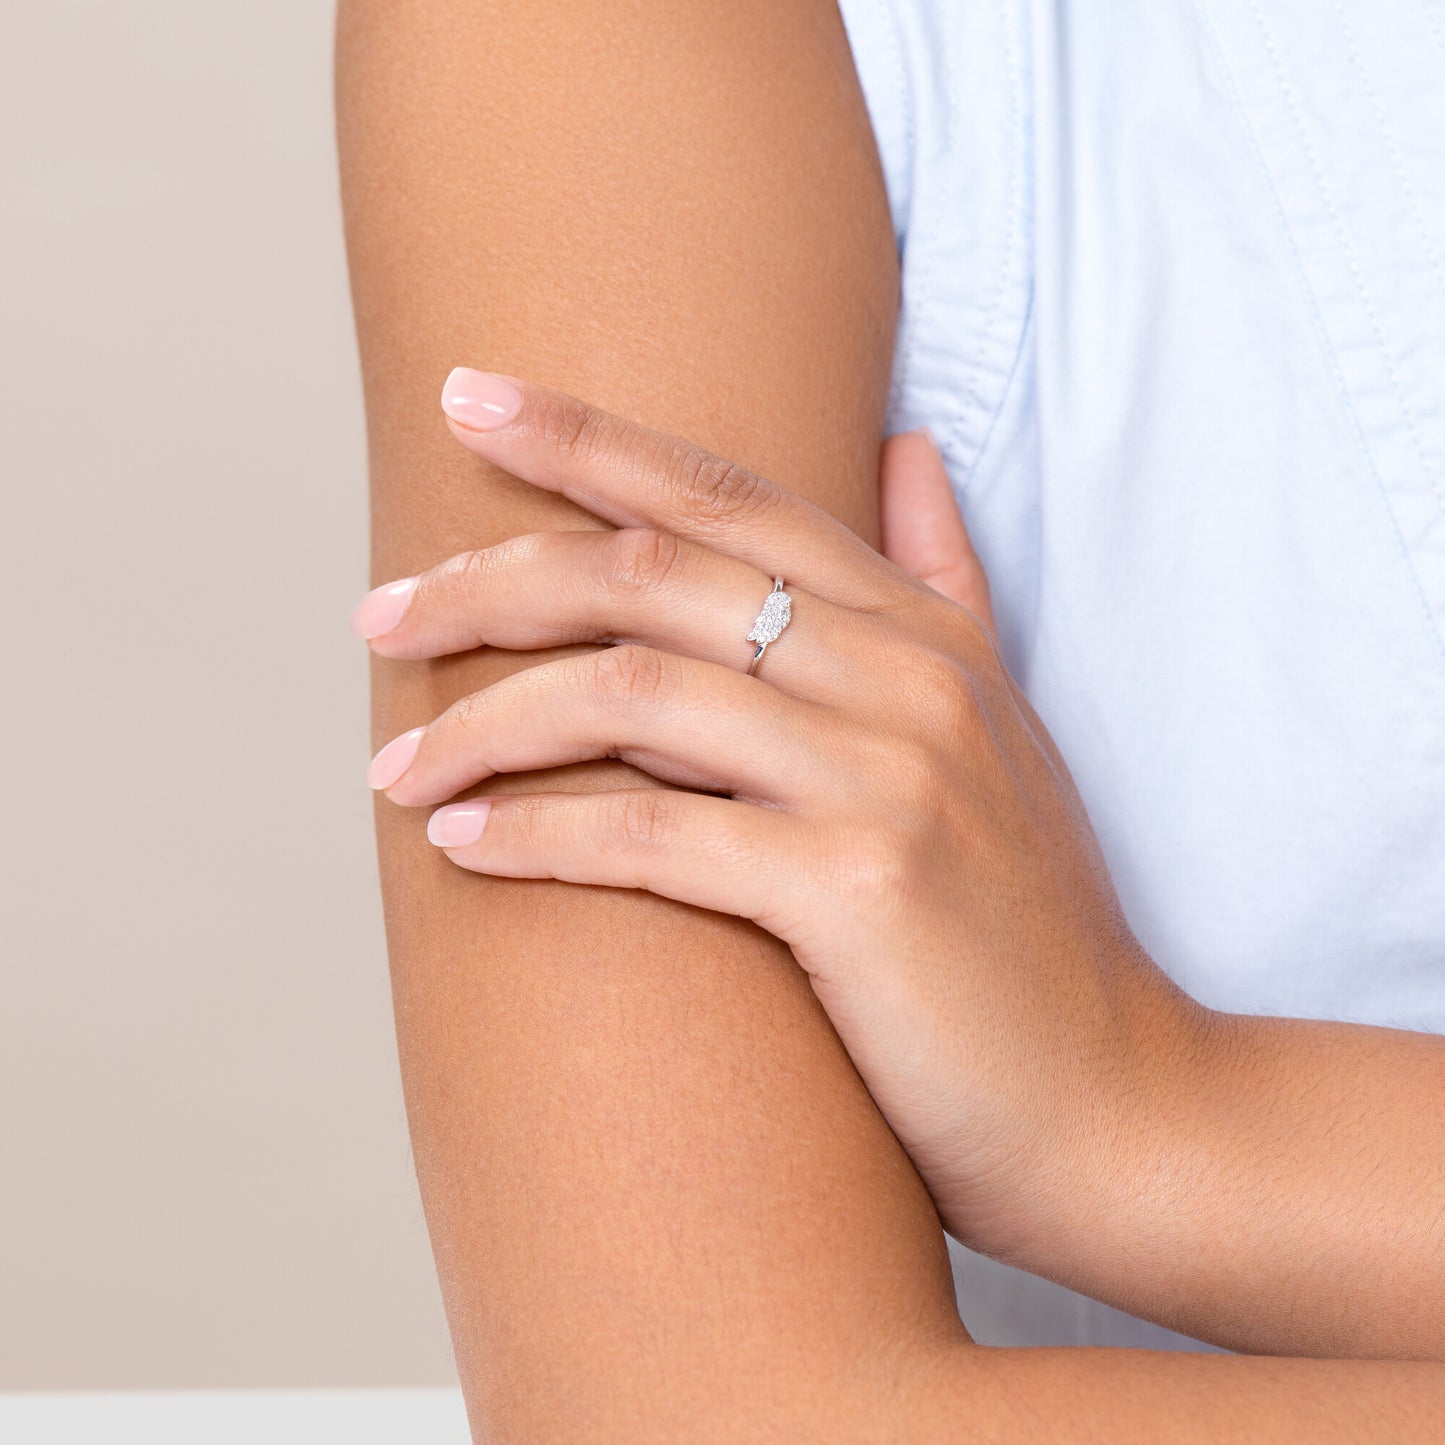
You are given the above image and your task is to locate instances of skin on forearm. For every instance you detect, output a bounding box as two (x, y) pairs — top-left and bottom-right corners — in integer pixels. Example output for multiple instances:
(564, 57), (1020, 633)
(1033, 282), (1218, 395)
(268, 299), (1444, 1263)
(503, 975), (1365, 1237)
(900, 1341), (1445, 1442)
(1120, 1010), (1445, 1359)
(964, 997), (1445, 1362)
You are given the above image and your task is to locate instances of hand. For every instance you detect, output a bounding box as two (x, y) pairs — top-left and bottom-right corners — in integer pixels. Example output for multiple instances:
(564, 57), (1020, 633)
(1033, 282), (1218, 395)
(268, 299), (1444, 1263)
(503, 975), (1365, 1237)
(351, 368), (1204, 1267)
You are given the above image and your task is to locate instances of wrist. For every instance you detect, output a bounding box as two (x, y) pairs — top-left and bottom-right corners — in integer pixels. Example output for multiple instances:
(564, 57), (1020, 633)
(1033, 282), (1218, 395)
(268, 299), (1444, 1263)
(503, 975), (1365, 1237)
(1034, 983), (1231, 1310)
(942, 945), (1222, 1285)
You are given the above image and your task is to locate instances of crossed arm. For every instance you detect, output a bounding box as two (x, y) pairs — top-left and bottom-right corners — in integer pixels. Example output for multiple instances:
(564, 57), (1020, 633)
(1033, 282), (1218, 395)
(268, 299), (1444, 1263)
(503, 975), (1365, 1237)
(335, 1), (1444, 1437)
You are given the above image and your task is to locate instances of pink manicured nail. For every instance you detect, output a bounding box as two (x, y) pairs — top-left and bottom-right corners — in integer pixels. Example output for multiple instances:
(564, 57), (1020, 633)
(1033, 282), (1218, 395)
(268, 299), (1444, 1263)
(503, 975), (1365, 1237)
(427, 800), (493, 848)
(367, 727), (425, 790)
(350, 576), (419, 639)
(440, 368), (523, 431)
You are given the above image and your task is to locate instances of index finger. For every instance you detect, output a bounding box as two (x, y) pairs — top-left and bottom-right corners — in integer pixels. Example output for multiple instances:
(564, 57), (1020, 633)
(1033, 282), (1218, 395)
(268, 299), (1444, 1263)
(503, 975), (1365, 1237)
(439, 367), (910, 611)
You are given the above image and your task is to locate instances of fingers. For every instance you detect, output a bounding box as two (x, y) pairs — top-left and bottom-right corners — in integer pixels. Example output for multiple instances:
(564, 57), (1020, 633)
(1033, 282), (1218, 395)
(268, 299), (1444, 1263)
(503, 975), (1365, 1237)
(878, 428), (998, 641)
(369, 644), (859, 812)
(876, 432), (1063, 790)
(422, 787), (816, 938)
(352, 526), (872, 702)
(438, 368), (912, 611)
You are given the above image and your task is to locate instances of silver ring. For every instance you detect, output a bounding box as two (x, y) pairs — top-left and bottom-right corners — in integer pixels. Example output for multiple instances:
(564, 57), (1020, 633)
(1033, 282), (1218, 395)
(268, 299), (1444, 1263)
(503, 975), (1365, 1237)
(745, 577), (792, 676)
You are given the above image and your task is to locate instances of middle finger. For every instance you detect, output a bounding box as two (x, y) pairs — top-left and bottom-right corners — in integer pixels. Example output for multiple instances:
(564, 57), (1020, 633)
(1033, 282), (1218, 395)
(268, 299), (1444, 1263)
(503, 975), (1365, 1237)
(356, 526), (881, 704)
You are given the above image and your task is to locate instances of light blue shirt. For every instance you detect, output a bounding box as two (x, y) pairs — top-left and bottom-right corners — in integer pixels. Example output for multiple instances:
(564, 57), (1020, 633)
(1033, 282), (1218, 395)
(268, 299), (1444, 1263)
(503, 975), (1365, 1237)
(838, 0), (1445, 1351)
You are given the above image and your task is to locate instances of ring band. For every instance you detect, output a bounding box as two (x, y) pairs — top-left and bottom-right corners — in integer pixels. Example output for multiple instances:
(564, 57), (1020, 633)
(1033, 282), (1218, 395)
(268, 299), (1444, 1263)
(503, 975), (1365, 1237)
(745, 577), (792, 676)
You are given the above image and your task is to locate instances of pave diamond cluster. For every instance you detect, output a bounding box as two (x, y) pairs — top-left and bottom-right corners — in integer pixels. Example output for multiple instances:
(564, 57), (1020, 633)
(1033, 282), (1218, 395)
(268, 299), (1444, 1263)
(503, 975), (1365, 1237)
(746, 578), (792, 673)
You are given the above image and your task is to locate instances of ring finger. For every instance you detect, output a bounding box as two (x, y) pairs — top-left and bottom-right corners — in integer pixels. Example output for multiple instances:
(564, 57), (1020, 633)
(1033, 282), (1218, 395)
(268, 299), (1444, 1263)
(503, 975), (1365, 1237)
(369, 643), (860, 812)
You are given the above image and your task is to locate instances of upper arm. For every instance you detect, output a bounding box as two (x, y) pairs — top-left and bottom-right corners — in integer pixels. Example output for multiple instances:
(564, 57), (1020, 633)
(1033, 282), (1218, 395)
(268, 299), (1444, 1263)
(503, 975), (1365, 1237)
(335, 1), (963, 1435)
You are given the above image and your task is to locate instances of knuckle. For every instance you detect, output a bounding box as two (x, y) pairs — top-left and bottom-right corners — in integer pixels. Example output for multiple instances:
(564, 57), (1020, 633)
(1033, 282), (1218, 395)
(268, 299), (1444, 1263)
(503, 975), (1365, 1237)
(607, 789), (678, 852)
(433, 534), (545, 604)
(503, 792), (555, 852)
(443, 686), (490, 737)
(820, 825), (917, 912)
(944, 600), (1001, 666)
(898, 649), (986, 739)
(607, 527), (685, 598)
(671, 448), (778, 526)
(437, 545), (493, 601)
(537, 391), (609, 464)
(591, 643), (669, 710)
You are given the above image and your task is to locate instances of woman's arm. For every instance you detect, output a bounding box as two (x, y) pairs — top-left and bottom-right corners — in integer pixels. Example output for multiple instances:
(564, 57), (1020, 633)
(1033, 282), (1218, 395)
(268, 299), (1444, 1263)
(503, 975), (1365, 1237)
(908, 1345), (1443, 1441)
(1002, 1007), (1445, 1361)
(368, 372), (1445, 1365)
(337, 0), (1445, 1435)
(355, 366), (1445, 1435)
(335, 0), (968, 1437)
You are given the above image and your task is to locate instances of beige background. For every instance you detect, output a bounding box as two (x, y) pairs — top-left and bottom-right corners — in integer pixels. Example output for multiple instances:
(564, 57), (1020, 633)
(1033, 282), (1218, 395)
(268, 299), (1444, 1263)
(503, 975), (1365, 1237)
(1, 1), (455, 1387)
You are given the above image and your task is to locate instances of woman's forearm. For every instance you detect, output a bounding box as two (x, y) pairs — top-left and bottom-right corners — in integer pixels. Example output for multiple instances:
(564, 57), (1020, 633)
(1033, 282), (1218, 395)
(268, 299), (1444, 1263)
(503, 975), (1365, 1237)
(977, 1001), (1445, 1360)
(897, 1340), (1445, 1442)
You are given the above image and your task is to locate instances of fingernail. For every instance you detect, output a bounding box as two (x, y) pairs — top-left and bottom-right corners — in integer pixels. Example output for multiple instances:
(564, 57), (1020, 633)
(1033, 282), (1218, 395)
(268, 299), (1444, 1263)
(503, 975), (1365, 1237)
(915, 425), (939, 451)
(441, 368), (523, 431)
(367, 726), (426, 790)
(350, 576), (419, 639)
(427, 800), (493, 848)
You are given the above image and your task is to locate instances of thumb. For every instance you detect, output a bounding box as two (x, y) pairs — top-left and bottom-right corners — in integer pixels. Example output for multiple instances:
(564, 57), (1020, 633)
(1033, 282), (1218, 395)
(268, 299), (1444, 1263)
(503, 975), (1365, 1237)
(878, 427), (997, 639)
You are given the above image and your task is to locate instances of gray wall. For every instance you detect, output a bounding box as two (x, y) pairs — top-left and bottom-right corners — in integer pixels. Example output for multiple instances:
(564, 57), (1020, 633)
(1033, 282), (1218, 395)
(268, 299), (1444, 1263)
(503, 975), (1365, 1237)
(1, 1), (453, 1387)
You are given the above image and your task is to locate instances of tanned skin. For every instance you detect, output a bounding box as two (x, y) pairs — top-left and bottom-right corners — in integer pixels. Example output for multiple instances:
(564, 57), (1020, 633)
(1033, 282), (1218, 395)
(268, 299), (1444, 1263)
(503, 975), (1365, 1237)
(336, 2), (1444, 1437)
